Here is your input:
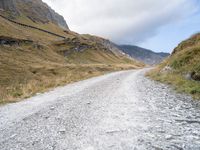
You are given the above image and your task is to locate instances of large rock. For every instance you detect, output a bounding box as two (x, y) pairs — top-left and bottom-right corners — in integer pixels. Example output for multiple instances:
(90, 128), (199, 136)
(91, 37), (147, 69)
(160, 66), (173, 74)
(191, 71), (200, 81)
(184, 71), (200, 81)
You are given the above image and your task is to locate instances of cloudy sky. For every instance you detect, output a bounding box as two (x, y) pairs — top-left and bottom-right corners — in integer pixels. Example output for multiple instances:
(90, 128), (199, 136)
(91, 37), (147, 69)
(43, 0), (200, 53)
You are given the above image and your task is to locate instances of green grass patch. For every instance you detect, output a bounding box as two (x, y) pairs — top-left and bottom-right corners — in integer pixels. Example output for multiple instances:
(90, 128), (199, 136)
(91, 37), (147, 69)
(147, 69), (200, 100)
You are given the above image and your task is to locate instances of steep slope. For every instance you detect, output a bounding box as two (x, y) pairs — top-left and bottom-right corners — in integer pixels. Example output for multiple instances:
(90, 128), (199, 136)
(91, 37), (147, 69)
(118, 45), (169, 65)
(0, 1), (143, 104)
(0, 0), (19, 15)
(148, 33), (200, 99)
(0, 0), (68, 29)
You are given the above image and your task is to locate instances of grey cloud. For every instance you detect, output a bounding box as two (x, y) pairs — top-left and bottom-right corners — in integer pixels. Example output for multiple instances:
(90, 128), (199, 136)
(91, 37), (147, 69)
(43, 0), (198, 44)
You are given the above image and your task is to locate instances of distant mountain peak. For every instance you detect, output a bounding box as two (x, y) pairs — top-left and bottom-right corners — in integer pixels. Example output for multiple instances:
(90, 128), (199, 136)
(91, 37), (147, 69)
(117, 45), (170, 65)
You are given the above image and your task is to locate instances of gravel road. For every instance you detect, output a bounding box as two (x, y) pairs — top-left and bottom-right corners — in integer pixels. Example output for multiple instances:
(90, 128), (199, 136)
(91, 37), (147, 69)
(0, 69), (200, 150)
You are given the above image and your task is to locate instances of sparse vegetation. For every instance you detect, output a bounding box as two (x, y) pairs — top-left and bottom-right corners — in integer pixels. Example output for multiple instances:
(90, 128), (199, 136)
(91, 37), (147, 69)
(0, 63), (136, 104)
(147, 33), (200, 99)
(0, 15), (143, 104)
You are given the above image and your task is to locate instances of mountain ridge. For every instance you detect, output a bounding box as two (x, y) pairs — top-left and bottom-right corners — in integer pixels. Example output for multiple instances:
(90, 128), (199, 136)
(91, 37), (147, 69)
(117, 45), (170, 65)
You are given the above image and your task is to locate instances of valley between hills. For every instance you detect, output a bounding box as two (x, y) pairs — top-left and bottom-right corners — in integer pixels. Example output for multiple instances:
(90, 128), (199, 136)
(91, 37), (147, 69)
(0, 0), (200, 149)
(0, 0), (199, 105)
(0, 0), (145, 104)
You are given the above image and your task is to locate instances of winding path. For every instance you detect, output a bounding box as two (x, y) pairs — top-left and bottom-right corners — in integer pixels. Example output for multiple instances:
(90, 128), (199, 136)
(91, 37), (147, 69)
(0, 69), (200, 150)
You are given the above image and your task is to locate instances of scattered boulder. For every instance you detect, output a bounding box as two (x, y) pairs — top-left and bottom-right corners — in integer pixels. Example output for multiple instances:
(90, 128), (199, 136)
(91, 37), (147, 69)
(184, 71), (200, 81)
(185, 73), (192, 80)
(191, 71), (200, 81)
(160, 66), (172, 73)
(33, 43), (43, 49)
(165, 135), (173, 140)
(74, 45), (88, 52)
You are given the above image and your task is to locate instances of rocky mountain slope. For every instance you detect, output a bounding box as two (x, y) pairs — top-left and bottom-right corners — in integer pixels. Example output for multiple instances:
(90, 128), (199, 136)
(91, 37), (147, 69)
(0, 0), (144, 104)
(118, 45), (169, 65)
(0, 0), (19, 15)
(0, 0), (68, 29)
(148, 33), (200, 99)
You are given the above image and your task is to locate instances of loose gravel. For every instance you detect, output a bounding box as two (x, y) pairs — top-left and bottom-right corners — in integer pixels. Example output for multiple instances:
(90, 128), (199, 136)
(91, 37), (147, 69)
(0, 69), (200, 150)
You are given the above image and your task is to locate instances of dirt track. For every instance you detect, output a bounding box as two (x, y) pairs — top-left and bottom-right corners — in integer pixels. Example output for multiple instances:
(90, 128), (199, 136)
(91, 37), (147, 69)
(0, 69), (200, 150)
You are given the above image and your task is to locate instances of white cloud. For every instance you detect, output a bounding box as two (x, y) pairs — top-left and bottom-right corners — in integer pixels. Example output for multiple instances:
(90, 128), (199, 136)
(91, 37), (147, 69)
(42, 0), (198, 44)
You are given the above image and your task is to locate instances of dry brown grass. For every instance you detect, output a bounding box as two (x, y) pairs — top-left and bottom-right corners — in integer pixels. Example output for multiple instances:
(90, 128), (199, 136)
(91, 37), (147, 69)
(0, 64), (137, 104)
(0, 15), (143, 104)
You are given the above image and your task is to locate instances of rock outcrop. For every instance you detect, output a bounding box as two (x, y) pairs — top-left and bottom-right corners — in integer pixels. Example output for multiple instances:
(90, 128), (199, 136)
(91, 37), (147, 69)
(0, 36), (33, 45)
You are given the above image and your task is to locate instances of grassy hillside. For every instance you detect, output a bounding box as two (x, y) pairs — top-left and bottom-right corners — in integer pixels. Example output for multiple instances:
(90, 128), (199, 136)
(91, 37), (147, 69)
(0, 16), (144, 104)
(147, 33), (200, 99)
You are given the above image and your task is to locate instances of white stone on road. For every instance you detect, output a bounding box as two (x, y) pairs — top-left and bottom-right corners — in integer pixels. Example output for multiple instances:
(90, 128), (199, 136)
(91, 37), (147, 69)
(0, 69), (200, 150)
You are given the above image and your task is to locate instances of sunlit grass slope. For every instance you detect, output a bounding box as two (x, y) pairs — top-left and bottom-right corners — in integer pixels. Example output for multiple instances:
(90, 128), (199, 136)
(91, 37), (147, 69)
(0, 16), (144, 104)
(147, 33), (200, 99)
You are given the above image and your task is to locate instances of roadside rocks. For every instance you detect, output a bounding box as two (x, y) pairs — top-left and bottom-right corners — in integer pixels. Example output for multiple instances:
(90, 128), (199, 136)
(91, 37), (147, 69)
(161, 65), (200, 82)
(185, 73), (192, 80)
(160, 66), (172, 73)
(165, 135), (173, 140)
(185, 71), (200, 81)
(191, 71), (200, 81)
(0, 69), (200, 150)
(58, 128), (66, 134)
